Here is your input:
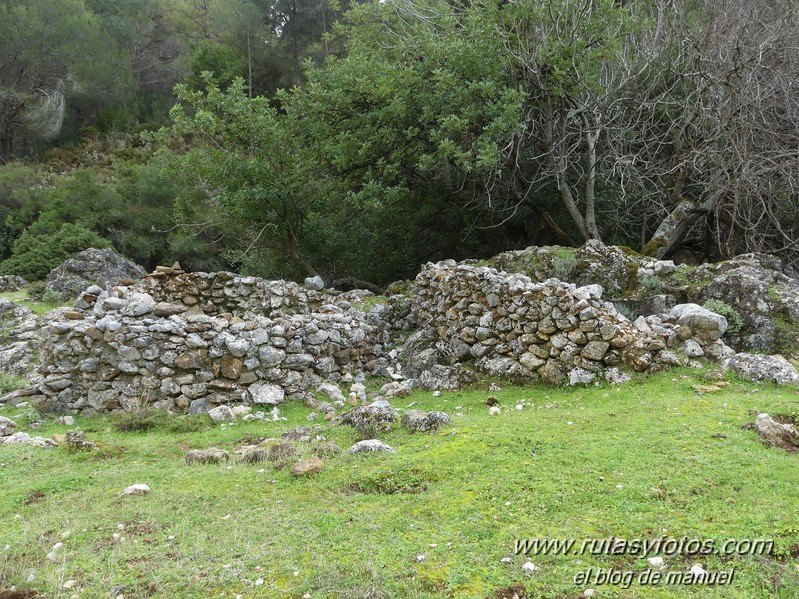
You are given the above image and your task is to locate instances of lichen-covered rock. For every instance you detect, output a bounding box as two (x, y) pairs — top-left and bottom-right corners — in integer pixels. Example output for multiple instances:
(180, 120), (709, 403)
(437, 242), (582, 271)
(686, 253), (799, 354)
(0, 415), (17, 437)
(64, 430), (97, 452)
(290, 457), (323, 476)
(239, 447), (269, 463)
(0, 299), (40, 377)
(755, 413), (799, 450)
(249, 382), (285, 405)
(185, 447), (230, 464)
(347, 439), (396, 454)
(2, 432), (57, 447)
(669, 304), (728, 342)
(45, 248), (146, 300)
(337, 403), (399, 433)
(725, 353), (799, 385)
(0, 275), (27, 292)
(305, 276), (325, 291)
(208, 405), (236, 423)
(401, 410), (450, 432)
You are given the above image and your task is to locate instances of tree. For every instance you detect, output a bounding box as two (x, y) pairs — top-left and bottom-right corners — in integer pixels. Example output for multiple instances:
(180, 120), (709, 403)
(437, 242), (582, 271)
(149, 76), (326, 278)
(0, 0), (133, 161)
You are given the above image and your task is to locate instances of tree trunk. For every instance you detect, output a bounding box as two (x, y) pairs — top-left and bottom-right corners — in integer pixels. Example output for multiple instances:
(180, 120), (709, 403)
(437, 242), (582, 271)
(644, 193), (720, 257)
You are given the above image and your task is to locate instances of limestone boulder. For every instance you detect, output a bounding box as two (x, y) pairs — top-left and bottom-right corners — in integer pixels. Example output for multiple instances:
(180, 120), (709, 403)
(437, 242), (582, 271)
(45, 248), (146, 301)
(725, 353), (799, 385)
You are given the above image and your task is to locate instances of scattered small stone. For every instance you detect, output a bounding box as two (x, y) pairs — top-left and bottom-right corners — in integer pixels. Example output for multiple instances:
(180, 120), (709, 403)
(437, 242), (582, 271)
(347, 439), (396, 454)
(522, 561), (538, 574)
(647, 556), (664, 567)
(290, 457), (323, 476)
(208, 406), (236, 424)
(689, 564), (708, 579)
(2, 432), (57, 448)
(754, 413), (799, 450)
(120, 484), (151, 498)
(500, 557), (514, 565)
(489, 406), (501, 416)
(0, 416), (16, 437)
(59, 415), (75, 426)
(416, 554), (426, 562)
(583, 590), (597, 598)
(65, 430), (97, 452)
(63, 579), (78, 589)
(185, 448), (230, 465)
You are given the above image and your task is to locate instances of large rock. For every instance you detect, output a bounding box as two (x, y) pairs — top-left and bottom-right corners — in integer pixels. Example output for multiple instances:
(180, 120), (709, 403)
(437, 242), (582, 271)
(2, 432), (57, 447)
(208, 405), (236, 423)
(0, 415), (17, 437)
(185, 447), (230, 464)
(337, 403), (399, 433)
(45, 248), (146, 300)
(401, 410), (450, 433)
(290, 457), (323, 476)
(0, 275), (27, 292)
(249, 382), (285, 405)
(685, 253), (799, 354)
(669, 304), (728, 342)
(755, 413), (799, 450)
(725, 353), (799, 385)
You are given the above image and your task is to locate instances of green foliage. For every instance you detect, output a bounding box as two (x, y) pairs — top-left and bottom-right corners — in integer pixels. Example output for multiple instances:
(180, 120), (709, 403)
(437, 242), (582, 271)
(0, 372), (28, 394)
(551, 253), (577, 280)
(0, 223), (111, 281)
(41, 289), (62, 304)
(0, 0), (135, 157)
(703, 299), (744, 336)
(113, 408), (210, 434)
(640, 275), (661, 291)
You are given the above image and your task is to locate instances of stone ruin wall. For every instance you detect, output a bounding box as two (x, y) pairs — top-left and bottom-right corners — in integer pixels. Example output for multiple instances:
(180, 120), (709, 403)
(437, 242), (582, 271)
(408, 261), (731, 386)
(27, 261), (736, 414)
(137, 266), (317, 318)
(34, 270), (393, 415)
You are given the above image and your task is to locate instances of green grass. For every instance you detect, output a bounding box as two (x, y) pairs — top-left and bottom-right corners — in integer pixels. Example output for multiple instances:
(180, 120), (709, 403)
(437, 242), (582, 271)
(0, 287), (69, 316)
(0, 371), (29, 393)
(1, 370), (798, 598)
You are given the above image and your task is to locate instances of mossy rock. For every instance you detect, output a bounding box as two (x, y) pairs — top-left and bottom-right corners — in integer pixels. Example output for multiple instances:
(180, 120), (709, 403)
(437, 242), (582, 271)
(642, 237), (667, 257)
(617, 245), (641, 257)
(386, 279), (413, 295)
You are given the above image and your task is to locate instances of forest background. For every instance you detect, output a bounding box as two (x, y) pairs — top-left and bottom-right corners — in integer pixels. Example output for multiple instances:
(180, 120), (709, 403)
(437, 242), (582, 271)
(1, 0), (797, 288)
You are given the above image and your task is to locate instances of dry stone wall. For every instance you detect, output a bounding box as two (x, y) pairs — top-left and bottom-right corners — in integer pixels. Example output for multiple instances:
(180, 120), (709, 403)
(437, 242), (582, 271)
(33, 272), (392, 414)
(406, 261), (731, 386)
(138, 267), (324, 318)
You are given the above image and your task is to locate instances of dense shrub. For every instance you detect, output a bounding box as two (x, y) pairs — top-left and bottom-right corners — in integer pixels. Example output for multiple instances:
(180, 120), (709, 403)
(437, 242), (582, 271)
(0, 223), (111, 281)
(703, 299), (745, 336)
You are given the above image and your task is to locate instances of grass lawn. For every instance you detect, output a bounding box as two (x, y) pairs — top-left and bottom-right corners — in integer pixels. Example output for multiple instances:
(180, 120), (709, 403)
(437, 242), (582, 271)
(0, 289), (68, 316)
(1, 369), (798, 598)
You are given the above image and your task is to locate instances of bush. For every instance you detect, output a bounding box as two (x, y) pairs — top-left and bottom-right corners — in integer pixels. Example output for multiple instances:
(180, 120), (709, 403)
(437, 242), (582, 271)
(0, 223), (111, 281)
(703, 299), (744, 336)
(551, 253), (577, 280)
(41, 288), (62, 304)
(0, 372), (28, 394)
